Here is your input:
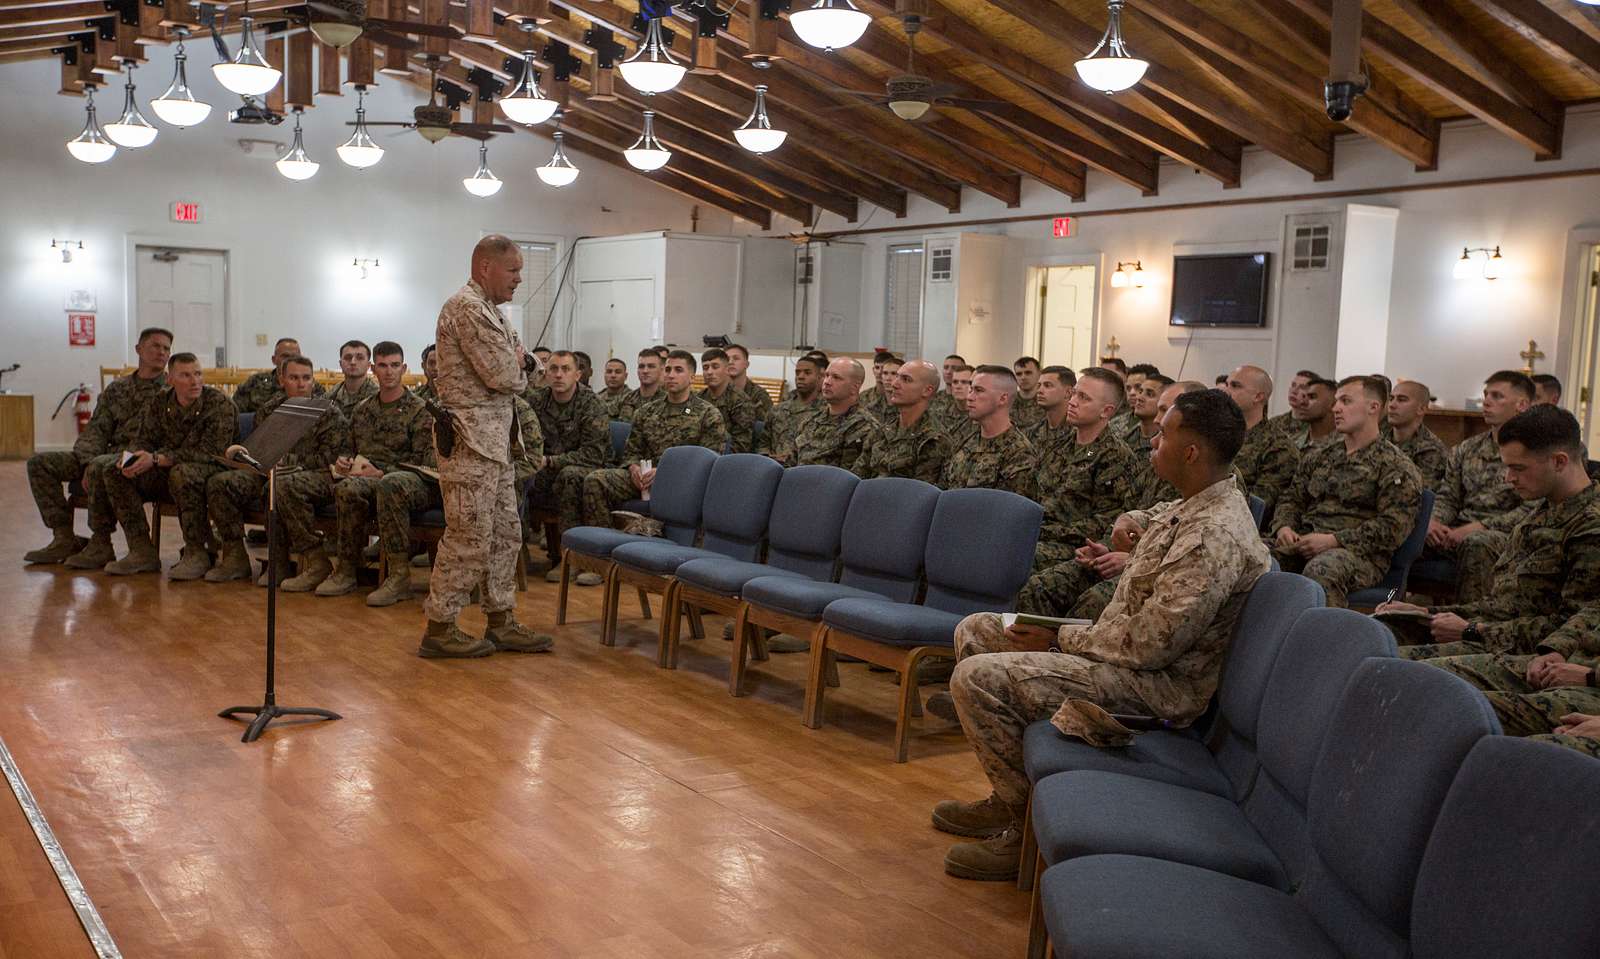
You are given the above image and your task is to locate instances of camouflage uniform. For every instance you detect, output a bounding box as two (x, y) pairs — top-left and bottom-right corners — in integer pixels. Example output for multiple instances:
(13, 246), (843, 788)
(940, 428), (1039, 500)
(422, 280), (530, 624)
(1393, 424), (1448, 490)
(1010, 392), (1045, 430)
(512, 395), (546, 486)
(854, 408), (953, 485)
(1264, 409), (1298, 438)
(412, 381), (438, 404)
(233, 369), (324, 413)
(951, 478), (1269, 818)
(1023, 416), (1070, 458)
(928, 391), (963, 431)
(786, 402), (876, 472)
(103, 385), (237, 551)
(1431, 429), (1533, 602)
(737, 379), (775, 425)
(27, 371), (165, 537)
(1391, 482), (1600, 659)
(1106, 408), (1136, 442)
(701, 385), (755, 454)
(1270, 437), (1422, 607)
(758, 393), (823, 457)
(1234, 418), (1300, 524)
(579, 393), (725, 527)
(330, 392), (439, 564)
(1420, 649), (1600, 757)
(598, 385), (632, 420)
(328, 378), (378, 419)
(857, 385), (893, 425)
(524, 385), (609, 530)
(1033, 427), (1139, 569)
(617, 386), (663, 423)
(207, 395), (349, 541)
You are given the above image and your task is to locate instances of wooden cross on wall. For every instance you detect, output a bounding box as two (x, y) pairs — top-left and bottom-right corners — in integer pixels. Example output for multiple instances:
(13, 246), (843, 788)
(1100, 336), (1121, 362)
(1521, 339), (1544, 374)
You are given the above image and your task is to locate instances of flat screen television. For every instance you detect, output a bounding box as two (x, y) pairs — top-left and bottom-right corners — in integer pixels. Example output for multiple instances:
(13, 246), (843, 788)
(1168, 253), (1270, 328)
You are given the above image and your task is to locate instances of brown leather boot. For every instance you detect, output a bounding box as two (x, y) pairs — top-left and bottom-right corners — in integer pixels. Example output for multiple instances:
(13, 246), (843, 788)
(204, 539), (254, 582)
(943, 826), (1024, 882)
(363, 555), (413, 606)
(25, 528), (85, 564)
(484, 611), (555, 653)
(63, 533), (115, 569)
(931, 794), (1017, 839)
(417, 619), (495, 659)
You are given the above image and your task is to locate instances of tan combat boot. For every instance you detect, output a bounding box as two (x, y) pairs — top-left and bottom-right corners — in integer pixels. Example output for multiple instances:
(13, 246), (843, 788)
(943, 826), (1024, 882)
(204, 539), (254, 582)
(417, 619), (495, 659)
(484, 611), (555, 653)
(315, 558), (359, 597)
(281, 545), (332, 592)
(25, 528), (86, 564)
(63, 532), (115, 569)
(364, 554), (413, 606)
(256, 550), (289, 587)
(932, 794), (1018, 839)
(105, 538), (162, 576)
(168, 546), (215, 581)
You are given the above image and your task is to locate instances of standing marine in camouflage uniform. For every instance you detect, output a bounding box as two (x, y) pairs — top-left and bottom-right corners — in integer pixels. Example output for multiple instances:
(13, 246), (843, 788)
(580, 349), (726, 529)
(698, 348), (755, 453)
(1033, 368), (1139, 569)
(527, 351), (610, 533)
(618, 348), (665, 423)
(939, 366), (1038, 501)
(27, 327), (169, 566)
(328, 339), (379, 417)
(232, 336), (324, 413)
(785, 358), (875, 472)
(1387, 379), (1448, 489)
(759, 354), (825, 459)
(934, 391), (1269, 882)
(420, 236), (552, 657)
(1221, 365), (1300, 523)
(1270, 376), (1421, 607)
(597, 357), (633, 420)
(1427, 370), (1537, 602)
(726, 344), (775, 428)
(855, 359), (953, 485)
(101, 352), (237, 577)
(1009, 357), (1045, 431)
(203, 356), (348, 583)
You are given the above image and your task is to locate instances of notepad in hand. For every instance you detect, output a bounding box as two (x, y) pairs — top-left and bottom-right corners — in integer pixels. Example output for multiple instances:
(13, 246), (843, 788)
(1373, 608), (1432, 622)
(1002, 613), (1093, 630)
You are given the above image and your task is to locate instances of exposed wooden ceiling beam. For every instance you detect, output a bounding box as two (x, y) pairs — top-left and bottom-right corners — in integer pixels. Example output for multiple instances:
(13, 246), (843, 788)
(1470, 0), (1600, 86)
(0, 3), (111, 28)
(1387, 0), (1561, 118)
(1136, 0), (1438, 170)
(983, 101), (1157, 194)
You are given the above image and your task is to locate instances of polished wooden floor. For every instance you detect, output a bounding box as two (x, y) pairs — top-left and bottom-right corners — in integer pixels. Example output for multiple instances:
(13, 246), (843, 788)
(0, 462), (1022, 958)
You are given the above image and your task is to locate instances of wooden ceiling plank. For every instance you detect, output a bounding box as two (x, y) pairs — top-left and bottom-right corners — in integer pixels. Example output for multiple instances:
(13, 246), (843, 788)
(0, 3), (102, 28)
(1471, 0), (1600, 86)
(265, 34), (285, 112)
(317, 39), (342, 93)
(286, 27), (313, 106)
(347, 32), (375, 84)
(986, 102), (1157, 193)
(1387, 0), (1560, 118)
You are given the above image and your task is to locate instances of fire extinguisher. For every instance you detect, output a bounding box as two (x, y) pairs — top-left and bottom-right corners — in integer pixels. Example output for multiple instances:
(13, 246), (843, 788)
(51, 383), (93, 433)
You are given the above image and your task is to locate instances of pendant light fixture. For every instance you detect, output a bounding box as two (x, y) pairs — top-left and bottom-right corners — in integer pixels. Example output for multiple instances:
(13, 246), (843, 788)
(104, 64), (158, 147)
(462, 142), (503, 196)
(1075, 0), (1148, 94)
(617, 17), (686, 94)
(212, 4), (283, 96)
(66, 87), (117, 164)
(789, 0), (871, 52)
(733, 84), (786, 154)
(499, 40), (559, 125)
(276, 107), (319, 180)
(150, 30), (212, 127)
(337, 88), (384, 168)
(624, 110), (671, 170)
(537, 130), (580, 186)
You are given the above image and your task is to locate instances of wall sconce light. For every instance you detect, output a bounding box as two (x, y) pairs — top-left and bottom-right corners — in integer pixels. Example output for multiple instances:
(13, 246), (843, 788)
(352, 257), (380, 279)
(52, 239), (84, 263)
(1109, 259), (1147, 288)
(1453, 245), (1503, 280)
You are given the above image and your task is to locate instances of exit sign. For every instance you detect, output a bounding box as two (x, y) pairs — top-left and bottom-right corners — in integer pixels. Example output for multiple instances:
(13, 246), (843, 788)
(171, 201), (202, 223)
(1051, 216), (1075, 238)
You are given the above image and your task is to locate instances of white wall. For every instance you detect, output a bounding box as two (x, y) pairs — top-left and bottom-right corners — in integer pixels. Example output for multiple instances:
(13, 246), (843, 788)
(1333, 205), (1399, 379)
(0, 48), (748, 450)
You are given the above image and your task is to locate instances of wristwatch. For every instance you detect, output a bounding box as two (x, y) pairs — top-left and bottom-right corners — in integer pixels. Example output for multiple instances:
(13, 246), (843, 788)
(1462, 623), (1481, 643)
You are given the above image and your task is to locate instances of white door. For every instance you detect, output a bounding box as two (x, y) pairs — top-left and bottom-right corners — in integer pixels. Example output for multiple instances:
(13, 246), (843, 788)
(135, 247), (228, 366)
(1038, 265), (1096, 370)
(576, 278), (655, 369)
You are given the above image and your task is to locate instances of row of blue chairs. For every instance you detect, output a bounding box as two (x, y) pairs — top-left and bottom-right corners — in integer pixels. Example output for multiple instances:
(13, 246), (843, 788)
(555, 444), (1043, 761)
(1019, 572), (1600, 958)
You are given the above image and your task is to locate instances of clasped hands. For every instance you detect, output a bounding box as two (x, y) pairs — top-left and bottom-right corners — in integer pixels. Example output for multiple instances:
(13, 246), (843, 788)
(1425, 519), (1484, 550)
(1274, 527), (1339, 558)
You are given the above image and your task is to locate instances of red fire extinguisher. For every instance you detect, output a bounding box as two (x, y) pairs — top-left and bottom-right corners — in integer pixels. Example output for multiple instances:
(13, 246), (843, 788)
(51, 383), (93, 433)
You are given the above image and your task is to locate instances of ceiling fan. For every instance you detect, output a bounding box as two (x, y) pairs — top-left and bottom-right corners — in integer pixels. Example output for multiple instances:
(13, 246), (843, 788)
(281, 0), (459, 49)
(821, 15), (1006, 121)
(352, 58), (512, 142)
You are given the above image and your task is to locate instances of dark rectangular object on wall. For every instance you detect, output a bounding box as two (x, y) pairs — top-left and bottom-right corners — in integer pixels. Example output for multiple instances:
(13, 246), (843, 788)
(1169, 253), (1270, 328)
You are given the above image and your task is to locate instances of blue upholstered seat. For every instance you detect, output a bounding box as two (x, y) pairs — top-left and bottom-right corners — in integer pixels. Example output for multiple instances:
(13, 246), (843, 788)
(1023, 719), (1227, 797)
(608, 420), (630, 462)
(740, 576), (889, 618)
(562, 445), (718, 559)
(1349, 489), (1435, 608)
(238, 412), (256, 441)
(818, 598), (963, 648)
(560, 526), (641, 557)
(674, 558), (805, 594)
(610, 453), (784, 574)
(611, 541), (723, 574)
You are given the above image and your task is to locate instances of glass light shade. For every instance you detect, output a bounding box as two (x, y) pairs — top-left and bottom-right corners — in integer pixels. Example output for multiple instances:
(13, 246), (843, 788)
(618, 18), (686, 94)
(500, 53), (559, 124)
(276, 111), (318, 179)
(339, 93), (384, 168)
(789, 0), (870, 51)
(308, 20), (363, 48)
(1483, 249), (1502, 281)
(734, 84), (787, 153)
(1452, 250), (1475, 280)
(150, 43), (211, 127)
(212, 19), (282, 96)
(1074, 0), (1147, 94)
(67, 91), (116, 163)
(888, 99), (929, 120)
(1130, 266), (1147, 288)
(625, 111), (671, 170)
(463, 144), (502, 196)
(1110, 267), (1128, 288)
(104, 68), (158, 147)
(416, 123), (451, 143)
(537, 132), (580, 186)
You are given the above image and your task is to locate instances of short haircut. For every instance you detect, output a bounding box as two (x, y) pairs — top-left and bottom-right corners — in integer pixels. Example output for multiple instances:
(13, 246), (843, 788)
(1215, 374), (1229, 385)
(281, 354), (315, 373)
(873, 350), (898, 364)
(274, 337), (299, 349)
(1127, 362), (1161, 378)
(945, 354), (967, 364)
(339, 339), (370, 357)
(953, 364), (975, 375)
(652, 346), (670, 359)
(880, 356), (904, 369)
(973, 364), (1018, 394)
(1337, 374), (1389, 406)
(1101, 357), (1128, 374)
(472, 234), (517, 264)
(168, 351), (199, 368)
(1295, 369), (1321, 381)
(137, 326), (173, 345)
(637, 347), (660, 360)
(701, 348), (729, 365)
(1174, 389), (1247, 464)
(373, 340), (404, 360)
(726, 344), (749, 360)
(795, 355), (823, 371)
(1171, 380), (1209, 396)
(421, 344), (436, 363)
(1146, 374), (1176, 390)
(1498, 404), (1583, 457)
(1013, 356), (1041, 370)
(804, 350), (829, 366)
(606, 358), (628, 370)
(1306, 377), (1338, 392)
(574, 350), (592, 369)
(548, 349), (576, 365)
(666, 349), (698, 372)
(1532, 373), (1562, 398)
(1079, 367), (1126, 397)
(534, 346), (554, 356)
(1486, 370), (1536, 402)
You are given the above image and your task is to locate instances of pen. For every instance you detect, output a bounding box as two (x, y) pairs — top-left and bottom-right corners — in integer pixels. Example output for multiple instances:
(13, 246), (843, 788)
(1385, 588), (1398, 605)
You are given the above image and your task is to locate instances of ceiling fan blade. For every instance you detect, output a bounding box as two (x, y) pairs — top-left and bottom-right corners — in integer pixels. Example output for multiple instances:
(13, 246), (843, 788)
(363, 28), (416, 48)
(936, 97), (1011, 113)
(453, 122), (513, 133)
(350, 119), (414, 126)
(368, 17), (458, 38)
(303, 1), (354, 18)
(261, 22), (310, 38)
(386, 127), (417, 138)
(450, 128), (493, 141)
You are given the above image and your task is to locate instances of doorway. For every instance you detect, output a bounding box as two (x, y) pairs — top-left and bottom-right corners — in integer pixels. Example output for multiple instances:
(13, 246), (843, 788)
(577, 277), (655, 369)
(1029, 264), (1097, 369)
(1570, 246), (1600, 453)
(134, 246), (228, 367)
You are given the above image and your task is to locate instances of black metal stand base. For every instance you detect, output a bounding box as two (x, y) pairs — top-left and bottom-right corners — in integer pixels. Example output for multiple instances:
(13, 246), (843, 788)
(218, 704), (343, 743)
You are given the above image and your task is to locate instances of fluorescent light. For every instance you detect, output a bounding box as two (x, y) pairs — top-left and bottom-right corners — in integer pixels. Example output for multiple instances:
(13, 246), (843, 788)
(104, 65), (158, 147)
(789, 0), (871, 51)
(500, 49), (559, 124)
(462, 143), (503, 196)
(338, 89), (384, 168)
(276, 108), (319, 180)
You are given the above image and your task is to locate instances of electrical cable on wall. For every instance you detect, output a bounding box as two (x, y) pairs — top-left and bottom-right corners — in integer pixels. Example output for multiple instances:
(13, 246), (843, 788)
(527, 236), (588, 350)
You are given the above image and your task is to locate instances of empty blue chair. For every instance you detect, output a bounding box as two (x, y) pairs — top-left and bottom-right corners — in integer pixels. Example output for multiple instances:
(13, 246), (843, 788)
(1248, 493), (1266, 530)
(812, 487), (1043, 762)
(1348, 489), (1435, 610)
(608, 419), (630, 463)
(665, 465), (859, 689)
(607, 454), (784, 655)
(238, 411), (256, 441)
(556, 444), (718, 633)
(1037, 658), (1500, 959)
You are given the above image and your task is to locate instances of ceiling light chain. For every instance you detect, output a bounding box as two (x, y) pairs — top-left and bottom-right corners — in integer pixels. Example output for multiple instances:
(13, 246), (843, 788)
(1075, 0), (1148, 94)
(618, 15), (687, 94)
(104, 63), (158, 148)
(150, 30), (212, 127)
(734, 84), (787, 154)
(66, 86), (117, 164)
(624, 109), (672, 170)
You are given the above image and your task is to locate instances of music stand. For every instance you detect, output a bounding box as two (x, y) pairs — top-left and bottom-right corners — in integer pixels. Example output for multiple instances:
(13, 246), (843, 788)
(217, 395), (343, 743)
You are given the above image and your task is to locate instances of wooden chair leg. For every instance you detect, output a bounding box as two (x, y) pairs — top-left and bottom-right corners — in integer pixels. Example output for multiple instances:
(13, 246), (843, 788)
(379, 550), (389, 582)
(600, 570), (621, 647)
(686, 606), (705, 640)
(515, 545), (528, 592)
(1025, 850), (1049, 959)
(148, 503), (162, 555)
(555, 549), (573, 625)
(893, 658), (921, 763)
(637, 588), (652, 620)
(802, 627), (832, 729)
(825, 653), (840, 688)
(729, 605), (752, 697)
(751, 626), (770, 662)
(1018, 789), (1038, 892)
(657, 581), (679, 669)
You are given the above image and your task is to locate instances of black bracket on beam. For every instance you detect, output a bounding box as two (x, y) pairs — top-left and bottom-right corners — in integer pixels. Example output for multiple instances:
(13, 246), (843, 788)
(541, 39), (581, 82)
(103, 0), (140, 27)
(584, 26), (625, 69)
(465, 66), (504, 102)
(755, 0), (789, 19)
(500, 54), (539, 86)
(54, 44), (80, 65)
(436, 76), (473, 111)
(680, 0), (729, 37)
(630, 0), (675, 45)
